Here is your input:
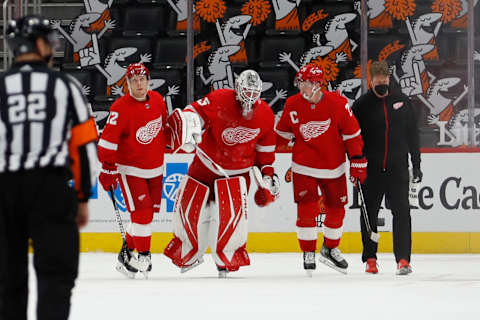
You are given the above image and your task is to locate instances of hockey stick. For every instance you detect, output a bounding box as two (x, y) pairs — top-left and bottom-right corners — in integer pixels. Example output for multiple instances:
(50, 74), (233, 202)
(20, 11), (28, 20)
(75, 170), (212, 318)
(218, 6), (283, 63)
(196, 146), (266, 189)
(357, 181), (380, 243)
(195, 146), (231, 178)
(109, 186), (130, 262)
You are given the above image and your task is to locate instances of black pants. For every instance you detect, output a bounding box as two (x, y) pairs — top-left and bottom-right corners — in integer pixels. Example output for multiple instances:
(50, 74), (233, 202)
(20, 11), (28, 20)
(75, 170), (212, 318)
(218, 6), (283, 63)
(0, 168), (79, 320)
(360, 167), (411, 263)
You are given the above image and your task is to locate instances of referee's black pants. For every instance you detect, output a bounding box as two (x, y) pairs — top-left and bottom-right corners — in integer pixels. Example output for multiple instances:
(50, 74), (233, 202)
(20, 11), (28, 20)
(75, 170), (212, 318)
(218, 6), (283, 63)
(0, 168), (79, 320)
(360, 166), (411, 263)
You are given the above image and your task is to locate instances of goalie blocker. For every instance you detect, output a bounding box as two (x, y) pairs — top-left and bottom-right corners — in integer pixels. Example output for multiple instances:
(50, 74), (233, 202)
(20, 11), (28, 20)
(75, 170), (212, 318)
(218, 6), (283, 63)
(164, 175), (250, 272)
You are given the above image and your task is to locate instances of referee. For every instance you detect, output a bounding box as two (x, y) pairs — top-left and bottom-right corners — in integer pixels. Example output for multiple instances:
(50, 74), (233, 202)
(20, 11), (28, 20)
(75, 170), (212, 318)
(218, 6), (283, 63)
(0, 15), (98, 320)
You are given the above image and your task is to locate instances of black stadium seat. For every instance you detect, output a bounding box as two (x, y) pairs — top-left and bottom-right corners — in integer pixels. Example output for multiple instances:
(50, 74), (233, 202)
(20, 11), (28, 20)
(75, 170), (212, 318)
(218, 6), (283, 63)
(153, 37), (187, 69)
(65, 70), (95, 102)
(122, 6), (166, 37)
(258, 67), (293, 113)
(258, 35), (306, 68)
(149, 68), (186, 111)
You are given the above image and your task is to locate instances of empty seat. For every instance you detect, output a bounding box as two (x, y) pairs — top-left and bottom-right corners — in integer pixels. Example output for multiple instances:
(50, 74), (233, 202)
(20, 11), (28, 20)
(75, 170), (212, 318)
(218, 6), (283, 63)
(448, 35), (480, 65)
(258, 67), (293, 113)
(149, 68), (187, 112)
(65, 70), (95, 102)
(122, 6), (166, 36)
(258, 35), (306, 68)
(153, 37), (187, 69)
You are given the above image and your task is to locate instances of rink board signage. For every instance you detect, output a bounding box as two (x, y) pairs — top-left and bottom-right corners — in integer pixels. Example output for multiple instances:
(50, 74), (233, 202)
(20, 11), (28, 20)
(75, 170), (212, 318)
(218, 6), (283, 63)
(85, 153), (480, 233)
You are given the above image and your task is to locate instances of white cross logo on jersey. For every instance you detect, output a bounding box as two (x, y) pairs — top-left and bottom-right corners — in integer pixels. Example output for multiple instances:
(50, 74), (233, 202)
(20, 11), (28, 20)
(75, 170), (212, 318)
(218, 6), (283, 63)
(221, 126), (260, 146)
(136, 116), (163, 144)
(299, 119), (331, 141)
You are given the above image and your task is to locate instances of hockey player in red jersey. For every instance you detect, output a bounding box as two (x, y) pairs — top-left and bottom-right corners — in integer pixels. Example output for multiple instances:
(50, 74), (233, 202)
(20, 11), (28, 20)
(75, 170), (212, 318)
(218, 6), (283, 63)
(164, 70), (280, 278)
(97, 63), (200, 279)
(276, 64), (367, 275)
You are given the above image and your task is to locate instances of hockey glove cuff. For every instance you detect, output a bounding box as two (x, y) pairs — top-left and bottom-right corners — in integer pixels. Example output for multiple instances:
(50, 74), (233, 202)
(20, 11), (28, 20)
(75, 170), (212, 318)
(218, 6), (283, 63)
(99, 163), (118, 191)
(349, 156), (367, 185)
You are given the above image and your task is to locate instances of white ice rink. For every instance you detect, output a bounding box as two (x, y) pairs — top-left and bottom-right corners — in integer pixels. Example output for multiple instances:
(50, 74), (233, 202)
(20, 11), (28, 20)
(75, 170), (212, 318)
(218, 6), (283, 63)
(27, 253), (480, 320)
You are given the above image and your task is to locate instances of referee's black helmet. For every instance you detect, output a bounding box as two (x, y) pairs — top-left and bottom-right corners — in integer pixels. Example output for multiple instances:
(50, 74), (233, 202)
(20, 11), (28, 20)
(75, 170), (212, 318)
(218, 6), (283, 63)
(6, 15), (57, 57)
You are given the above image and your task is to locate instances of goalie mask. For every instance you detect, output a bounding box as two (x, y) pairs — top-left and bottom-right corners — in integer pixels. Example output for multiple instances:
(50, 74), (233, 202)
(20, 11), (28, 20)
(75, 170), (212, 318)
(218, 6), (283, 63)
(235, 70), (263, 117)
(294, 64), (324, 102)
(126, 63), (150, 100)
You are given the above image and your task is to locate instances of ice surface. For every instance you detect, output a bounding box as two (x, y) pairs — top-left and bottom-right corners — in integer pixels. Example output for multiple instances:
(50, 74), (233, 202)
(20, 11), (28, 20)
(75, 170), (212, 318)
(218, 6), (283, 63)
(27, 253), (480, 320)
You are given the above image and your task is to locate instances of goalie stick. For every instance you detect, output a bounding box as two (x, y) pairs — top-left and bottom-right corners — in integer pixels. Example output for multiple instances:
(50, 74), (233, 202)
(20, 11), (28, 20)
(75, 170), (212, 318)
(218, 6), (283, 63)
(357, 180), (380, 243)
(196, 146), (266, 190)
(195, 146), (231, 179)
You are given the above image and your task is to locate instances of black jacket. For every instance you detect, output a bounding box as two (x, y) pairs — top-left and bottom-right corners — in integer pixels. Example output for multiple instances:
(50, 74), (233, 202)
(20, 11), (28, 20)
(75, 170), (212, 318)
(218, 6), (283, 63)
(352, 89), (421, 172)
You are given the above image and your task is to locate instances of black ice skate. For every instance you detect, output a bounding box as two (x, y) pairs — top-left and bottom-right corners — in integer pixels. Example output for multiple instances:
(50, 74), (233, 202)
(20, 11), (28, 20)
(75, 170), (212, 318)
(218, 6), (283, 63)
(217, 265), (228, 279)
(303, 252), (316, 277)
(116, 246), (138, 279)
(318, 244), (348, 274)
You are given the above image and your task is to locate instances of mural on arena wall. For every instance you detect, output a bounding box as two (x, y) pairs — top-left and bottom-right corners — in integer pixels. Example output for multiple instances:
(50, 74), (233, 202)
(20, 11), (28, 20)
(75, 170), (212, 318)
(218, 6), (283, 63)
(272, 0), (301, 31)
(167, 0), (201, 31)
(55, 0), (181, 117)
(52, 0), (478, 147)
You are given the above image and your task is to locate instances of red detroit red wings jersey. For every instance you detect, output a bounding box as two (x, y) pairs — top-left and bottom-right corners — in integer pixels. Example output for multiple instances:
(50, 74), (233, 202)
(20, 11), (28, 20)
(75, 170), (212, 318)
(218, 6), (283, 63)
(98, 91), (168, 178)
(185, 89), (276, 176)
(276, 91), (363, 179)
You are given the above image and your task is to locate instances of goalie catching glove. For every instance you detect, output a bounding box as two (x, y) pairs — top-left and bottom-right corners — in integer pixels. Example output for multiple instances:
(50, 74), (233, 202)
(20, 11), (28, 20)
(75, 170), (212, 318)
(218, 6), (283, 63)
(253, 166), (280, 207)
(166, 109), (202, 153)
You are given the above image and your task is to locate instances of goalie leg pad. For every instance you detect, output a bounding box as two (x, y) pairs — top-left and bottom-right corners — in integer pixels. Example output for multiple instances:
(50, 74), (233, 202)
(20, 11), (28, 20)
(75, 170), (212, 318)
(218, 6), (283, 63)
(164, 175), (209, 268)
(210, 176), (250, 272)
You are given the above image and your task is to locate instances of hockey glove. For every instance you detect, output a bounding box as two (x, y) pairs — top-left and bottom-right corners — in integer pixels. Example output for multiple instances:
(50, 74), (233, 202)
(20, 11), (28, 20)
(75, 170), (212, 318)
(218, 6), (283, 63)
(349, 156), (367, 185)
(412, 167), (423, 183)
(253, 166), (280, 207)
(99, 163), (118, 191)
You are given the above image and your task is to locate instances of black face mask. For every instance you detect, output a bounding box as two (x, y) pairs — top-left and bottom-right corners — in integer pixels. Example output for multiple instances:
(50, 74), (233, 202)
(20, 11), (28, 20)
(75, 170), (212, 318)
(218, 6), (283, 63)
(373, 84), (388, 96)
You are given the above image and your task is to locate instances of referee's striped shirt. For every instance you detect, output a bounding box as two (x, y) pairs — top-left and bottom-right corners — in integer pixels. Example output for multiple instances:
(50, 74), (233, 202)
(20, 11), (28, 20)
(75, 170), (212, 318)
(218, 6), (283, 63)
(0, 60), (98, 201)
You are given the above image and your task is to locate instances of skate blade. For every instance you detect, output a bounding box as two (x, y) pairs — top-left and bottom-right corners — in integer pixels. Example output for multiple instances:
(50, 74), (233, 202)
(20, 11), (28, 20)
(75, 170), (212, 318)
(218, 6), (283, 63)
(396, 267), (412, 275)
(218, 270), (228, 279)
(141, 271), (150, 279)
(318, 257), (348, 275)
(116, 263), (136, 279)
(180, 257), (204, 274)
(305, 270), (313, 277)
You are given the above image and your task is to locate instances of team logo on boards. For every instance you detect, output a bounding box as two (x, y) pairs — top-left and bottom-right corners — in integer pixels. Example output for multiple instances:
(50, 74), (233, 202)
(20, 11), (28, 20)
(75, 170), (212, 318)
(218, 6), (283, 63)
(163, 162), (189, 212)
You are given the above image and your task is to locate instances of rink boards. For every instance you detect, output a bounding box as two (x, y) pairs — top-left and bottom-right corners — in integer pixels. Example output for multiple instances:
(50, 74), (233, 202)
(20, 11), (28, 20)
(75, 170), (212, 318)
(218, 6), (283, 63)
(82, 152), (480, 253)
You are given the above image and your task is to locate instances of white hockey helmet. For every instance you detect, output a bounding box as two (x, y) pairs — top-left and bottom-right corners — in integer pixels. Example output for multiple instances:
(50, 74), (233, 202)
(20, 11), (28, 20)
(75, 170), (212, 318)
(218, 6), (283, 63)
(235, 69), (263, 117)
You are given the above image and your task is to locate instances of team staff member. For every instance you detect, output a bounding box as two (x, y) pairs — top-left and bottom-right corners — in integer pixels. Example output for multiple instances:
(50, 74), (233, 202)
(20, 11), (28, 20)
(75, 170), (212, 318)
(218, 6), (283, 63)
(352, 61), (422, 275)
(0, 15), (98, 319)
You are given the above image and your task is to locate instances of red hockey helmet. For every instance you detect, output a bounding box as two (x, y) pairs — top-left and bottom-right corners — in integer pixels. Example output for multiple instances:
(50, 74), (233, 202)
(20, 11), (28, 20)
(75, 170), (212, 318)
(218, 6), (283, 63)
(294, 64), (324, 87)
(126, 63), (149, 79)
